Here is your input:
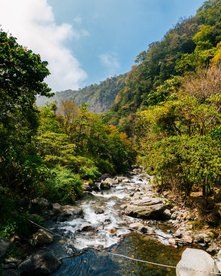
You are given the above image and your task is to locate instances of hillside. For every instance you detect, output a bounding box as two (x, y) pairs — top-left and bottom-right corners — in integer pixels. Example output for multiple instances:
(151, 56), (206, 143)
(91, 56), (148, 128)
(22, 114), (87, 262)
(37, 74), (126, 113)
(109, 0), (221, 224)
(106, 0), (221, 131)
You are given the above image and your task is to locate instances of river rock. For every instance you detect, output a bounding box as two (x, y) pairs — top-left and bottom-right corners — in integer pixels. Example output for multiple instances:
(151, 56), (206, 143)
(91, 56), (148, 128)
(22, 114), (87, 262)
(1, 269), (19, 276)
(168, 238), (177, 246)
(176, 248), (215, 276)
(100, 178), (113, 189)
(30, 198), (51, 213)
(214, 250), (221, 273)
(18, 249), (61, 275)
(163, 209), (171, 219)
(174, 229), (183, 238)
(194, 232), (213, 244)
(124, 197), (168, 220)
(52, 203), (62, 215)
(62, 205), (82, 215)
(207, 238), (221, 254)
(31, 229), (54, 246)
(83, 182), (100, 192)
(131, 166), (147, 174)
(108, 228), (117, 235)
(102, 176), (120, 188)
(182, 233), (193, 244)
(81, 225), (95, 232)
(82, 181), (91, 191)
(97, 174), (111, 181)
(3, 257), (20, 269)
(0, 238), (11, 258)
(122, 178), (130, 183)
(31, 198), (50, 207)
(94, 207), (104, 214)
(129, 222), (151, 234)
(115, 176), (129, 183)
(57, 205), (83, 221)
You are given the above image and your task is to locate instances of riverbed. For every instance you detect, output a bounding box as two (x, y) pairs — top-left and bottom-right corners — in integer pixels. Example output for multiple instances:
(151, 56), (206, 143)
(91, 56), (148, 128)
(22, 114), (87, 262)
(48, 169), (185, 275)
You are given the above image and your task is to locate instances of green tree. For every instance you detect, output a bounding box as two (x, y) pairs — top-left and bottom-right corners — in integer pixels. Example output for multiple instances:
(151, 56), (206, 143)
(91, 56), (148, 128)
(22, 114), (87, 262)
(0, 30), (51, 195)
(135, 66), (221, 197)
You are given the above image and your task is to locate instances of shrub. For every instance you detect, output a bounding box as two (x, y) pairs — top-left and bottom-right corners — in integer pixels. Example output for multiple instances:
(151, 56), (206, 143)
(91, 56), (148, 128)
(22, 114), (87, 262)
(79, 165), (101, 180)
(45, 166), (83, 204)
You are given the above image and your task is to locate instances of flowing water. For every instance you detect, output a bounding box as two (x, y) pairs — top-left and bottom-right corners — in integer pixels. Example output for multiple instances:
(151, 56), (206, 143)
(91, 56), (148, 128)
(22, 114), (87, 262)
(50, 171), (185, 275)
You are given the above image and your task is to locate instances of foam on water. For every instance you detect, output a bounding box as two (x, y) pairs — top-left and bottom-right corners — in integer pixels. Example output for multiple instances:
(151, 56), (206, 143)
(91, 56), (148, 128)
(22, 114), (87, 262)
(52, 172), (171, 251)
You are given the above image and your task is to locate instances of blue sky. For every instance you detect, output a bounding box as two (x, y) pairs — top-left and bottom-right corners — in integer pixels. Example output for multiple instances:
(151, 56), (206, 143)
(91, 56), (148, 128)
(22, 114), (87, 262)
(0, 0), (205, 91)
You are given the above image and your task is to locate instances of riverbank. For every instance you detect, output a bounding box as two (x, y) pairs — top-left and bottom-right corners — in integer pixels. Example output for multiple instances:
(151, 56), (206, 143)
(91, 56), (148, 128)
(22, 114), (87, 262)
(1, 168), (220, 275)
(159, 188), (221, 254)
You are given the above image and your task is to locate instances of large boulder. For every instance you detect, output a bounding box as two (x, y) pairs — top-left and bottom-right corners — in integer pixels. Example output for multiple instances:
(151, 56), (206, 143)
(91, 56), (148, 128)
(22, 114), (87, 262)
(31, 229), (54, 246)
(52, 203), (62, 215)
(124, 197), (168, 220)
(18, 250), (61, 275)
(0, 238), (11, 258)
(100, 177), (115, 189)
(176, 248), (215, 276)
(2, 269), (19, 276)
(61, 205), (82, 216)
(215, 249), (221, 273)
(56, 205), (83, 222)
(100, 182), (111, 190)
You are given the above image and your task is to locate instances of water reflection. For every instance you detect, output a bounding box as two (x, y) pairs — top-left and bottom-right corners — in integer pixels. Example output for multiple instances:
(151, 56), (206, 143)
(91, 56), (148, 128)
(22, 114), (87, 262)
(53, 233), (184, 276)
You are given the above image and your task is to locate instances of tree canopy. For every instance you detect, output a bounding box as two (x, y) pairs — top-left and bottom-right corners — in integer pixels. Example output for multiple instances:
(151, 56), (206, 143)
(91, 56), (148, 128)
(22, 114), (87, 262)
(0, 30), (51, 195)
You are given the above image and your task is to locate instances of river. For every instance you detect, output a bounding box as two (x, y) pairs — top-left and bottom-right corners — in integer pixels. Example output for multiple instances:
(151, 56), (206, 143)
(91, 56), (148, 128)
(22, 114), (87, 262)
(48, 169), (185, 275)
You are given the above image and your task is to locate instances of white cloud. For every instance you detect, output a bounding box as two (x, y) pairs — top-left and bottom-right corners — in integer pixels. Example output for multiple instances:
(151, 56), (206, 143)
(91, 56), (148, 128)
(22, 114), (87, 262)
(72, 16), (90, 40)
(0, 0), (87, 91)
(73, 16), (82, 25)
(99, 52), (120, 75)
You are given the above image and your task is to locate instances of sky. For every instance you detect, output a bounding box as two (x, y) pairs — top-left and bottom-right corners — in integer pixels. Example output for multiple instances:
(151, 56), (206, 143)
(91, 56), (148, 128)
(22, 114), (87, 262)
(0, 0), (205, 91)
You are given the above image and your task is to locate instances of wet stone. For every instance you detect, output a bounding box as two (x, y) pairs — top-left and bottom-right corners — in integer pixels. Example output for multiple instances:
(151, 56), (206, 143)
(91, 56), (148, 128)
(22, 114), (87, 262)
(94, 207), (105, 214)
(31, 229), (54, 246)
(1, 269), (19, 276)
(81, 225), (95, 232)
(129, 222), (150, 234)
(100, 181), (111, 190)
(49, 171), (175, 252)
(18, 250), (61, 275)
(0, 238), (11, 258)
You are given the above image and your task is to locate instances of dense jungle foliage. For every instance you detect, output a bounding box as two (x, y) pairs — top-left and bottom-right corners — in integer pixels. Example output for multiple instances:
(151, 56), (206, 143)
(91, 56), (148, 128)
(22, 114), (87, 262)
(106, 0), (221, 201)
(1, 0), (221, 238)
(0, 31), (134, 238)
(108, 0), (221, 128)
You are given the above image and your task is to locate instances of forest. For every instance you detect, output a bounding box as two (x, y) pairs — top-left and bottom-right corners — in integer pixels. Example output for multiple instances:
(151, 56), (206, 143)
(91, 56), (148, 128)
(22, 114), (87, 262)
(107, 0), (221, 204)
(1, 0), (221, 253)
(0, 30), (134, 238)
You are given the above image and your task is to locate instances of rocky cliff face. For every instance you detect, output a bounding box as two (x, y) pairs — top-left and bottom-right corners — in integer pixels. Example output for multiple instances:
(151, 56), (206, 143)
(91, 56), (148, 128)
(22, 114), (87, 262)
(37, 74), (126, 113)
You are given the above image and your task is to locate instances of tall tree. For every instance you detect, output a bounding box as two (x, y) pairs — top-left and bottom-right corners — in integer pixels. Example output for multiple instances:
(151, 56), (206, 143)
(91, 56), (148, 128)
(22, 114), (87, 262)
(0, 30), (51, 193)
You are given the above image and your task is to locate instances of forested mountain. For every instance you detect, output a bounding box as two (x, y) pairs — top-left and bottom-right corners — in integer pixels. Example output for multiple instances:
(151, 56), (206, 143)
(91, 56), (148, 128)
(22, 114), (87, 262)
(37, 74), (126, 113)
(109, 0), (221, 209)
(106, 0), (221, 132)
